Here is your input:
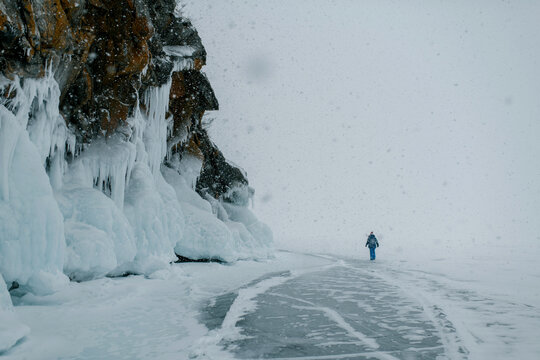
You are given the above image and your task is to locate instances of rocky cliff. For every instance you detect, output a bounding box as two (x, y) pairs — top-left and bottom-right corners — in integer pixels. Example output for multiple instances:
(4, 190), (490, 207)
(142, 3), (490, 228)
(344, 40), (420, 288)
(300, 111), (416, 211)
(0, 0), (272, 310)
(1, 0), (223, 168)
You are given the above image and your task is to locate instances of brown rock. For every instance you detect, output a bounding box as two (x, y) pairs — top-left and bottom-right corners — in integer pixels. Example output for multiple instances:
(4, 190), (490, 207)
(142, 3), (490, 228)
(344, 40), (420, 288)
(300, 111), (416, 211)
(185, 136), (205, 161)
(0, 9), (8, 31)
(193, 58), (205, 71)
(167, 70), (218, 151)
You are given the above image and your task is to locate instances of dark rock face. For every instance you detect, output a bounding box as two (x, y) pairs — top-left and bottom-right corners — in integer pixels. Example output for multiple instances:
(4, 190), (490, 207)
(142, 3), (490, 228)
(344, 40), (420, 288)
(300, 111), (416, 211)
(175, 254), (224, 264)
(169, 70), (218, 141)
(194, 129), (250, 202)
(0, 0), (247, 204)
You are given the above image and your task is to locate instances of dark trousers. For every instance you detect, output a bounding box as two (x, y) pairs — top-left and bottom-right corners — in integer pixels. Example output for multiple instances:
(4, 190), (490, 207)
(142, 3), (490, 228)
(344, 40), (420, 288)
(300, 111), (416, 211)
(369, 247), (376, 260)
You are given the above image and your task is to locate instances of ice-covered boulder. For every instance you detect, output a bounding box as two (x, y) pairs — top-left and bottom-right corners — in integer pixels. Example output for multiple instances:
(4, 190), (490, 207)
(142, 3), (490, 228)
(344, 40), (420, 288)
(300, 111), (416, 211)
(63, 222), (118, 281)
(162, 165), (237, 261)
(163, 165), (272, 262)
(176, 202), (238, 262)
(57, 182), (137, 281)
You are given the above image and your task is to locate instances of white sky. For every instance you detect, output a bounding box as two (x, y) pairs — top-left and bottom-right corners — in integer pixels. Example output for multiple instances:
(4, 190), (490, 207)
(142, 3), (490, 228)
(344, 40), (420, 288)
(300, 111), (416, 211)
(184, 0), (540, 254)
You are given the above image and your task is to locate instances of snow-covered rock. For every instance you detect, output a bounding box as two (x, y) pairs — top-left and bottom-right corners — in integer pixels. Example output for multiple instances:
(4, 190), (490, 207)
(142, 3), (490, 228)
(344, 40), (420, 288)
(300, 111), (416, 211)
(163, 165), (273, 261)
(162, 166), (237, 261)
(177, 202), (238, 262)
(57, 181), (137, 281)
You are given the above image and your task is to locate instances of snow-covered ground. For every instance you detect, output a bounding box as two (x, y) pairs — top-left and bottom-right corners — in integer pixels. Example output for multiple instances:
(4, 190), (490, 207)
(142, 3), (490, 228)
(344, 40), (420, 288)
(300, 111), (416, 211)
(2, 249), (538, 359)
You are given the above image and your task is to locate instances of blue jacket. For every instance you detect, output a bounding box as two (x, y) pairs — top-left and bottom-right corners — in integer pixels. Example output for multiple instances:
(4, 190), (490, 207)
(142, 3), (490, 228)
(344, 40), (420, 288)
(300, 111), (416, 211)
(365, 234), (379, 248)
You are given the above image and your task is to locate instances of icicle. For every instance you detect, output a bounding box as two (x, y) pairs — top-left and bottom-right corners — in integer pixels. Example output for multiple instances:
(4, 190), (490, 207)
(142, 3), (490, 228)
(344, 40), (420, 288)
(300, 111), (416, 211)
(173, 58), (194, 72)
(0, 105), (23, 201)
(0, 62), (73, 190)
(24, 61), (70, 164)
(166, 123), (189, 161)
(142, 80), (173, 174)
(71, 135), (137, 210)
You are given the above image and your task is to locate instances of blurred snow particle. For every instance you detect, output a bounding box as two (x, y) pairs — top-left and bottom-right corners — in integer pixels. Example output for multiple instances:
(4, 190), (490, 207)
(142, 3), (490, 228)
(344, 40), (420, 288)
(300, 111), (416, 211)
(88, 52), (98, 63)
(245, 54), (274, 82)
(261, 193), (272, 203)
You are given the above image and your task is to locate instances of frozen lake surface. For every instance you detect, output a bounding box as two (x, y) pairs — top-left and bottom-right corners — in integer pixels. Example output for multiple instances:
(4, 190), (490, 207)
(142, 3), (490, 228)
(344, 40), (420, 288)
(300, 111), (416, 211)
(202, 260), (457, 360)
(196, 252), (540, 360)
(3, 251), (539, 359)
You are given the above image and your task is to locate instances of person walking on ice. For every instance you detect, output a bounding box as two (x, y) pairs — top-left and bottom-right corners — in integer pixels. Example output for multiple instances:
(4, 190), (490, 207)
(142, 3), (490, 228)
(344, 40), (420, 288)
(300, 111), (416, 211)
(365, 232), (379, 260)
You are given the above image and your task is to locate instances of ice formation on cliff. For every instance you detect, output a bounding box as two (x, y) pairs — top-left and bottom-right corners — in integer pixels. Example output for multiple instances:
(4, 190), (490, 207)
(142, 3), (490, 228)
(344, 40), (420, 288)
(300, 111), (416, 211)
(0, 74), (69, 296)
(0, 71), (272, 297)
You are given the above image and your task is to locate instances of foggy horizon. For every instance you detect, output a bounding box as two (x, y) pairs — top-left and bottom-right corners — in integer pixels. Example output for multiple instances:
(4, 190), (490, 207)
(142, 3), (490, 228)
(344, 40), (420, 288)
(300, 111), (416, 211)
(186, 0), (540, 254)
